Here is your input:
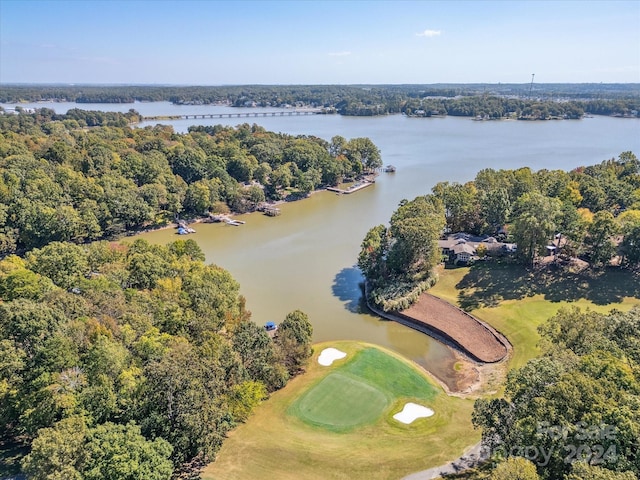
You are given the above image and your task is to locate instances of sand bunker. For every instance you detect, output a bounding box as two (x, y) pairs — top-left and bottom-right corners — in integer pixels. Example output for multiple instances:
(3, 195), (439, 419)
(393, 402), (435, 424)
(318, 348), (347, 366)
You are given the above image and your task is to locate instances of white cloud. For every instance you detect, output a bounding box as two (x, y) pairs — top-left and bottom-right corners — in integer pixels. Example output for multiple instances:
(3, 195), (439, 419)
(416, 29), (441, 38)
(328, 51), (351, 57)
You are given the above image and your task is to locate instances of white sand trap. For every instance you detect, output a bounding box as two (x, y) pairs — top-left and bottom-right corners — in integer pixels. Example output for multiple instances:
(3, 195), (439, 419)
(318, 347), (347, 366)
(393, 402), (435, 424)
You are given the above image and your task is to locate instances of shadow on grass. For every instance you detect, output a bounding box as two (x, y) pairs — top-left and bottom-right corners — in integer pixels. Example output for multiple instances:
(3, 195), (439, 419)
(332, 266), (367, 313)
(456, 261), (640, 311)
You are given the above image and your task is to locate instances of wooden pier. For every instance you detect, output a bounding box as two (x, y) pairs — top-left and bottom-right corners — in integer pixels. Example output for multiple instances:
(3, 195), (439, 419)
(208, 214), (246, 225)
(327, 180), (375, 195)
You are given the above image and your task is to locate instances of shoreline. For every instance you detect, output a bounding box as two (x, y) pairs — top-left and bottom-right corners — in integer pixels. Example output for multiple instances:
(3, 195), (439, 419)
(120, 181), (367, 239)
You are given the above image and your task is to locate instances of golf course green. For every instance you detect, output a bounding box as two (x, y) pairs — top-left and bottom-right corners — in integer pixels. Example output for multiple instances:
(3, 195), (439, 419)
(203, 341), (476, 480)
(289, 347), (438, 432)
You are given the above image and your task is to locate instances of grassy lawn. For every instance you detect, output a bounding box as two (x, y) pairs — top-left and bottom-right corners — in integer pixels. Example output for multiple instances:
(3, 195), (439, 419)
(202, 342), (476, 480)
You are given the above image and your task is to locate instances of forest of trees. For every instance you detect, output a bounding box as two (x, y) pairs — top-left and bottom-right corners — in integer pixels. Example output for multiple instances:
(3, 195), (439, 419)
(473, 306), (640, 479)
(0, 238), (314, 478)
(358, 195), (445, 311)
(0, 107), (367, 476)
(359, 152), (640, 311)
(1, 84), (638, 118)
(431, 152), (640, 268)
(0, 108), (380, 255)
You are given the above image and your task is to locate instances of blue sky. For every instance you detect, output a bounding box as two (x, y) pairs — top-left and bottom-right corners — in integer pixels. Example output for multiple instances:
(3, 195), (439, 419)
(1, 0), (639, 84)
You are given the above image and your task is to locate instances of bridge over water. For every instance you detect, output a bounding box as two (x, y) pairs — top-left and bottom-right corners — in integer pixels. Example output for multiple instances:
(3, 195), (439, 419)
(143, 109), (322, 121)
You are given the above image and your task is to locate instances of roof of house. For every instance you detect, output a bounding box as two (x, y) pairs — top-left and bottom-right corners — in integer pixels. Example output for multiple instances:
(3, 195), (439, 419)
(452, 243), (476, 255)
(438, 232), (516, 257)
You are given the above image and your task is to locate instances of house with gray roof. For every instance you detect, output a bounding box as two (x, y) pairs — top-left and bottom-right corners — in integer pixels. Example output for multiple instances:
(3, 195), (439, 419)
(439, 233), (516, 264)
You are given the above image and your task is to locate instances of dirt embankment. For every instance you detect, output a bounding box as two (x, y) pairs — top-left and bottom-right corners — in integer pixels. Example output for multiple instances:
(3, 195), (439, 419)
(399, 293), (510, 363)
(364, 285), (511, 395)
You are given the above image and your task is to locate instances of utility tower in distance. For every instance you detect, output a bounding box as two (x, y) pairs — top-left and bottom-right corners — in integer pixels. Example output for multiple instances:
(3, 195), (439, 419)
(529, 73), (535, 97)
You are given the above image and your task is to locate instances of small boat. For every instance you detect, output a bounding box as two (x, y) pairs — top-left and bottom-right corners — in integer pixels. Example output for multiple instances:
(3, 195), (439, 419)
(383, 165), (396, 173)
(264, 321), (278, 338)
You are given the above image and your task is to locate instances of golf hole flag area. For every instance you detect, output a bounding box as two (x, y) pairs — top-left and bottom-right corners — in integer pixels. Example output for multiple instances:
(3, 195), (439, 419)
(290, 346), (437, 432)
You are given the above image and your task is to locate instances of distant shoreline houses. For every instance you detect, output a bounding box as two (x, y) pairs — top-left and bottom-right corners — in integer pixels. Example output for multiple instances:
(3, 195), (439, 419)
(439, 232), (516, 265)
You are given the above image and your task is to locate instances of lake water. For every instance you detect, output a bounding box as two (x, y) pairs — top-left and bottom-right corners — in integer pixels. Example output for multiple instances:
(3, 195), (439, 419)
(5, 100), (640, 385)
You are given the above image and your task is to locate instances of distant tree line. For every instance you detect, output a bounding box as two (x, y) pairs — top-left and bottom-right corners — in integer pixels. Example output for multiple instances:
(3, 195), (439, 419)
(0, 109), (381, 255)
(1, 84), (638, 118)
(403, 96), (589, 119)
(0, 238), (314, 478)
(404, 96), (639, 119)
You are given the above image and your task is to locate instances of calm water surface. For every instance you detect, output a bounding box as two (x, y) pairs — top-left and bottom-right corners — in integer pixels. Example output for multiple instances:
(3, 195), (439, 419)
(7, 101), (639, 384)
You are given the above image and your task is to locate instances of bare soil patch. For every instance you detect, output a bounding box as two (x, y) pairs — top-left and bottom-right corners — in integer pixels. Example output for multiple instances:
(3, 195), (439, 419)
(400, 293), (509, 363)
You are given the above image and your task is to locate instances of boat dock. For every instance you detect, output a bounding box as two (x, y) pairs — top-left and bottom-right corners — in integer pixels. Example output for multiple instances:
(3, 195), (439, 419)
(327, 180), (375, 195)
(264, 321), (278, 339)
(175, 219), (196, 235)
(208, 214), (246, 226)
(225, 219), (246, 226)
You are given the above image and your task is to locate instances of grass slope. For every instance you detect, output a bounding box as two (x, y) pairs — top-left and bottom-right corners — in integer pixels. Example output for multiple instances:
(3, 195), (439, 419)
(431, 263), (640, 370)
